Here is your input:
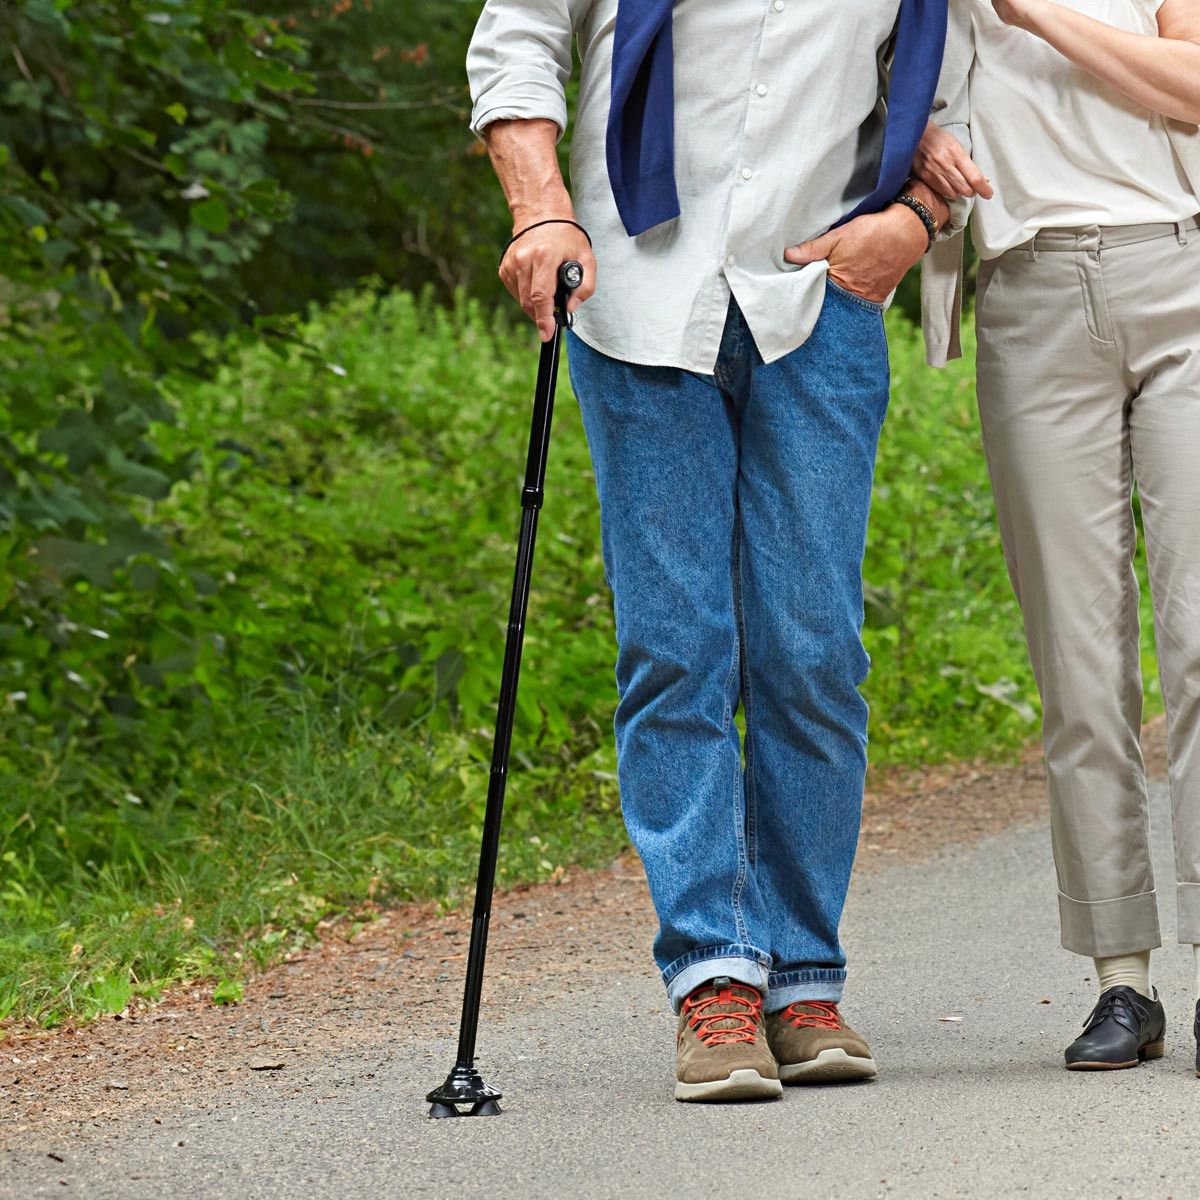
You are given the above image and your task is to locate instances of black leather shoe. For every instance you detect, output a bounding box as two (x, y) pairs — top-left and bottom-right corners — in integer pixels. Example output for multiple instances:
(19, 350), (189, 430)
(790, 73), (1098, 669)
(1065, 986), (1165, 1070)
(1193, 1000), (1199, 1078)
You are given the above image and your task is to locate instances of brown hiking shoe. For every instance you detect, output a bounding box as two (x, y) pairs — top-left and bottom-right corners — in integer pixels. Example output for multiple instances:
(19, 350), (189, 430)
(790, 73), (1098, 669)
(766, 1001), (878, 1084)
(675, 978), (782, 1102)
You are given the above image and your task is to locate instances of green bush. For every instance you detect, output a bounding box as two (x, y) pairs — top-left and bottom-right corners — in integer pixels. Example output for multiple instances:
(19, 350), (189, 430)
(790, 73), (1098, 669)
(0, 0), (315, 785)
(0, 288), (624, 1024)
(864, 320), (1037, 762)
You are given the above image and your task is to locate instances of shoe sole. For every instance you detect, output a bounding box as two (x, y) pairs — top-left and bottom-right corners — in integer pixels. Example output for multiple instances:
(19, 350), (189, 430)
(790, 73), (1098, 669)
(674, 1068), (784, 1103)
(778, 1048), (878, 1084)
(1065, 1039), (1165, 1071)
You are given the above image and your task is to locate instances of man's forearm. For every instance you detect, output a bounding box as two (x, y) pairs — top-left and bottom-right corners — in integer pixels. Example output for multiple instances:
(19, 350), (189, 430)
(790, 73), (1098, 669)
(482, 117), (596, 340)
(483, 118), (576, 230)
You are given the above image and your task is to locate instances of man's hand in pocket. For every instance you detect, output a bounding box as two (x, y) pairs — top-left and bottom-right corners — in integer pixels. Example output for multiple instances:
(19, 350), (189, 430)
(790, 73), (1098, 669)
(784, 204), (931, 304)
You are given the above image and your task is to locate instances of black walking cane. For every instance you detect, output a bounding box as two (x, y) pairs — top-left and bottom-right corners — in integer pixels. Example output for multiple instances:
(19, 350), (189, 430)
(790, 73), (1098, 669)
(426, 260), (585, 1119)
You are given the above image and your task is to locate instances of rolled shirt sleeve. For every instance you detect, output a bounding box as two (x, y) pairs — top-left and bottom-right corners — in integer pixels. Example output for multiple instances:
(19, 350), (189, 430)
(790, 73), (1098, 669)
(467, 0), (589, 141)
(929, 0), (975, 236)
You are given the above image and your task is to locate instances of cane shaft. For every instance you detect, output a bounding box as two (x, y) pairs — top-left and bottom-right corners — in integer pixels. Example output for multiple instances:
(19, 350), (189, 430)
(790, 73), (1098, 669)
(453, 317), (564, 1069)
(429, 262), (584, 1113)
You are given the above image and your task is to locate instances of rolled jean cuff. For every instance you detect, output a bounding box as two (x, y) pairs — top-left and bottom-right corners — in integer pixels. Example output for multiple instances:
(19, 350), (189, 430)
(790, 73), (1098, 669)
(663, 944), (772, 1014)
(1176, 883), (1200, 944)
(765, 969), (847, 1012)
(1058, 889), (1162, 958)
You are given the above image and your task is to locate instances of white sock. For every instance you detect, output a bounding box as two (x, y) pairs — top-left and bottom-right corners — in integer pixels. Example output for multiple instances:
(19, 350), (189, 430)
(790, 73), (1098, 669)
(1193, 945), (1200, 1003)
(1093, 951), (1152, 999)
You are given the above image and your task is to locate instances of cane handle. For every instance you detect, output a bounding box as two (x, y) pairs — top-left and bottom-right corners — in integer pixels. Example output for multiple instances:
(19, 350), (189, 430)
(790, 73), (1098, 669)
(555, 260), (585, 330)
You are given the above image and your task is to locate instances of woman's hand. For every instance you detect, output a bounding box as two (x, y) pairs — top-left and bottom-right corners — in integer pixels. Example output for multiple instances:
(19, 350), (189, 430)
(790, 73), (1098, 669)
(992, 0), (1048, 30)
(913, 122), (994, 201)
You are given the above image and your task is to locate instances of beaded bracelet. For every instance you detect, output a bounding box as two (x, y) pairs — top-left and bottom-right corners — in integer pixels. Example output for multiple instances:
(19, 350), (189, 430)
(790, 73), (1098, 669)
(892, 192), (940, 254)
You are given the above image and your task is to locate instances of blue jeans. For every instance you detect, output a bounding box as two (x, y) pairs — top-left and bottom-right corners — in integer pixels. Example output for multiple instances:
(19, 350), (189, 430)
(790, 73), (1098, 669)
(566, 283), (890, 1012)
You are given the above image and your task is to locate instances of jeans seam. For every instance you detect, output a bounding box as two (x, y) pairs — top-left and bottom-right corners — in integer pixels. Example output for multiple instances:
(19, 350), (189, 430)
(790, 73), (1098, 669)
(729, 302), (748, 365)
(724, 517), (750, 947)
(713, 298), (746, 396)
(664, 944), (773, 973)
(663, 947), (774, 1004)
(734, 498), (758, 870)
(768, 968), (848, 982)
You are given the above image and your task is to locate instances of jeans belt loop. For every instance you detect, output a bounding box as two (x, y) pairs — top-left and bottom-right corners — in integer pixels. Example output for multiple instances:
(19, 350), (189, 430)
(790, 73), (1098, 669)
(1029, 231), (1040, 263)
(1177, 220), (1190, 246)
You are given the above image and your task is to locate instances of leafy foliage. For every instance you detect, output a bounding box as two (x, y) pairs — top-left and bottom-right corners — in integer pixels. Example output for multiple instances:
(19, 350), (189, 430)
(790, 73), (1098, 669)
(0, 290), (626, 1024)
(0, 0), (311, 768)
(864, 322), (1035, 761)
(243, 0), (516, 310)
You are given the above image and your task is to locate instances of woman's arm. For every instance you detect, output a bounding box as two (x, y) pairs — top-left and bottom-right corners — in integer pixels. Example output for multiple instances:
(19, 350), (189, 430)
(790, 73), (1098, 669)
(993, 0), (1200, 124)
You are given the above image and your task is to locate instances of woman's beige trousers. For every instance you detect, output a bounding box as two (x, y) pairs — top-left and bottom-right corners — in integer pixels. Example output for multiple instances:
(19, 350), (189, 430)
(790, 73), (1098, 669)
(976, 216), (1200, 957)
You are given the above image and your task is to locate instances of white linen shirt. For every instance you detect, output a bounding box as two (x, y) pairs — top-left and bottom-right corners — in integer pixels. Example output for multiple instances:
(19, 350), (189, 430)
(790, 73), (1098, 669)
(920, 0), (1200, 366)
(966, 0), (1199, 259)
(468, 0), (967, 373)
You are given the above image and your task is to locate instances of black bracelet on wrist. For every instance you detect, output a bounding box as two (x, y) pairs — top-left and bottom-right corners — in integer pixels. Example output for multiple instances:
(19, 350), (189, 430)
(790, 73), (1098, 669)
(500, 219), (592, 268)
(892, 192), (939, 254)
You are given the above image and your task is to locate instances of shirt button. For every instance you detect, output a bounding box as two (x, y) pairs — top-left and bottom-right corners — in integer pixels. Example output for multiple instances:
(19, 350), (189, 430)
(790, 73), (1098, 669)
(755, 84), (768, 97)
(740, 167), (753, 180)
(725, 253), (736, 267)
(773, 1), (784, 10)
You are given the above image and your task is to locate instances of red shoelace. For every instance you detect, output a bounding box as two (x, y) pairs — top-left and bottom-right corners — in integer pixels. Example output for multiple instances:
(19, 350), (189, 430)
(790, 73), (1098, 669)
(683, 984), (764, 1046)
(781, 1000), (843, 1030)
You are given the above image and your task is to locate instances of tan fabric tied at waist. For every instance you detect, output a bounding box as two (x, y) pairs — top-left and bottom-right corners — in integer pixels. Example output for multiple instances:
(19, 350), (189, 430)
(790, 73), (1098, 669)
(1010, 213), (1200, 255)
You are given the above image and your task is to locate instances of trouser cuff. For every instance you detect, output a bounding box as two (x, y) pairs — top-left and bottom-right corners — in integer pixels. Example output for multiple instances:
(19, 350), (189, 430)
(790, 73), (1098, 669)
(765, 969), (846, 1012)
(663, 945), (772, 1014)
(1058, 889), (1161, 958)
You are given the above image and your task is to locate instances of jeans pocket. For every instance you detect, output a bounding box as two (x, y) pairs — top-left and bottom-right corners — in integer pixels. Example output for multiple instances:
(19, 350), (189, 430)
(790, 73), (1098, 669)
(825, 277), (886, 314)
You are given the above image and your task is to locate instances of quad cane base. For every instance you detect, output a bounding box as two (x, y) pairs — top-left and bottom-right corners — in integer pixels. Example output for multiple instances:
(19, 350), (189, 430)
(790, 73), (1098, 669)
(427, 1065), (503, 1118)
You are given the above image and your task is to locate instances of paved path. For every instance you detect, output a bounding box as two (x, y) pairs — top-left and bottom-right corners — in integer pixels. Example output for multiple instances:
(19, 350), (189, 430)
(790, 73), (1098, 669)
(6, 782), (1200, 1199)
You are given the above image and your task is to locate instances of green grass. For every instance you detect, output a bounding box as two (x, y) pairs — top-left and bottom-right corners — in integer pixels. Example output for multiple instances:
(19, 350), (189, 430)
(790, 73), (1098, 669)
(0, 289), (1161, 1027)
(1, 698), (626, 1024)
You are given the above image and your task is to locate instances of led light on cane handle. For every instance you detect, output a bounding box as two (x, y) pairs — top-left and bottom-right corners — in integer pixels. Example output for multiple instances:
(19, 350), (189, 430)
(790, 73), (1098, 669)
(555, 260), (585, 329)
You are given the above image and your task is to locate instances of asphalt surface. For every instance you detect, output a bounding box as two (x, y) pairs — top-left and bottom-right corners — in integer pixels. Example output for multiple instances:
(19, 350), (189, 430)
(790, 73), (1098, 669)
(6, 781), (1200, 1200)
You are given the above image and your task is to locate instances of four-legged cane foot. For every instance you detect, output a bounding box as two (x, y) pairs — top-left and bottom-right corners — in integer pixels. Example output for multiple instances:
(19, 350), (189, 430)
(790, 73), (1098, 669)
(427, 1065), (503, 1118)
